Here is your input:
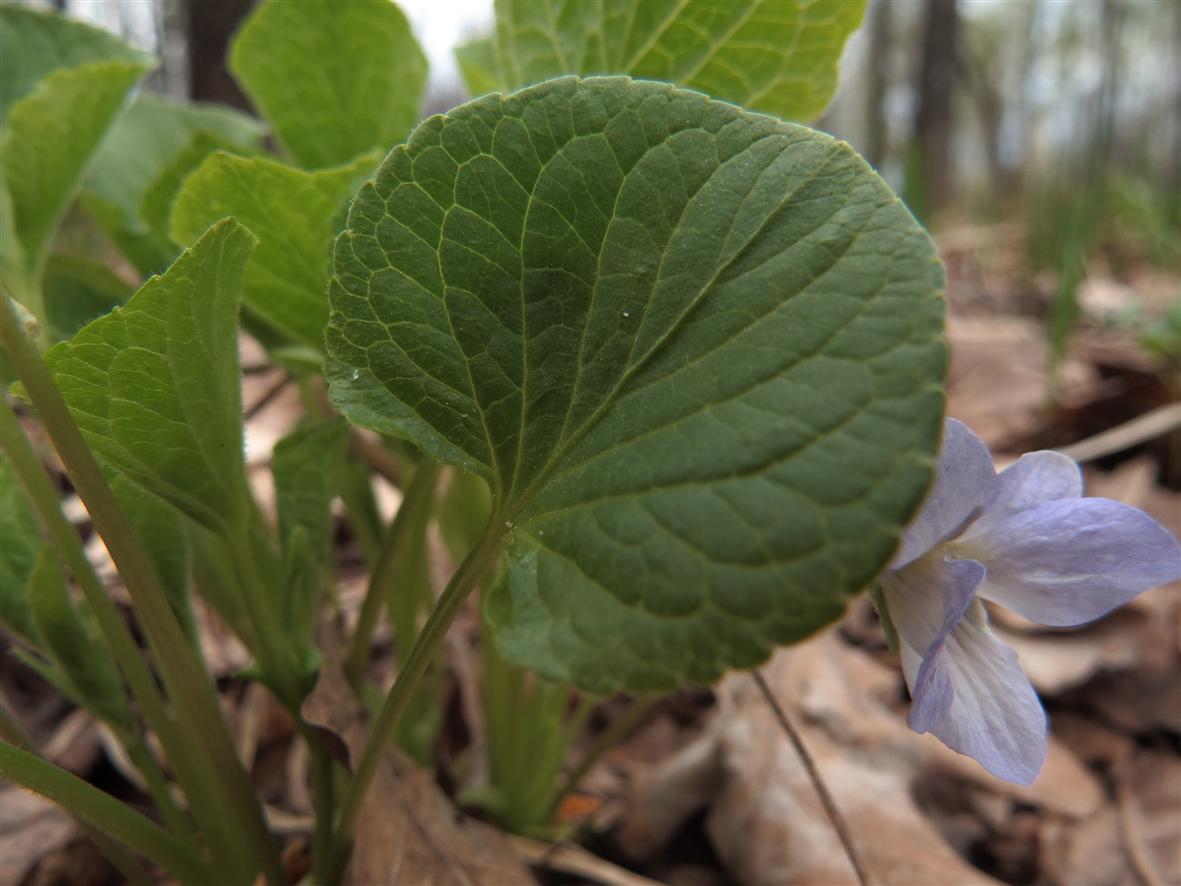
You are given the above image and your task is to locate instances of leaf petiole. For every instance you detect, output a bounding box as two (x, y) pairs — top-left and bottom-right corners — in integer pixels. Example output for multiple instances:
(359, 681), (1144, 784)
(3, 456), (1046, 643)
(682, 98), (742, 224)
(0, 741), (212, 885)
(345, 460), (440, 688)
(327, 519), (509, 883)
(0, 294), (285, 885)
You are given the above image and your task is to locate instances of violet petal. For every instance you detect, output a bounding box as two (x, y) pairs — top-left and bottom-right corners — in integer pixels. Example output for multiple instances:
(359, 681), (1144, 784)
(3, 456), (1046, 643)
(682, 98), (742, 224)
(967, 450), (1082, 538)
(972, 498), (1181, 626)
(911, 600), (1047, 784)
(882, 556), (986, 725)
(892, 419), (998, 569)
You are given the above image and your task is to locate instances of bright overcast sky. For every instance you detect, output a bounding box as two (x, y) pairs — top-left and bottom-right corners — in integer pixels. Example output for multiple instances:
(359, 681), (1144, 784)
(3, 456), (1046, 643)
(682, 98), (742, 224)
(397, 0), (493, 92)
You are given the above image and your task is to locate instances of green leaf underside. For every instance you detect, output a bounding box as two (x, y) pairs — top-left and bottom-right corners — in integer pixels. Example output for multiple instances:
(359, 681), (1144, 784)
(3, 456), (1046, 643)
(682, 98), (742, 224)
(0, 453), (41, 642)
(326, 77), (946, 693)
(83, 94), (263, 273)
(272, 420), (347, 578)
(41, 220), (256, 532)
(107, 472), (192, 637)
(230, 0), (428, 170)
(0, 5), (147, 123)
(2, 61), (148, 289)
(489, 0), (865, 122)
(170, 151), (377, 350)
(455, 36), (500, 97)
(27, 549), (131, 729)
(86, 94), (264, 223)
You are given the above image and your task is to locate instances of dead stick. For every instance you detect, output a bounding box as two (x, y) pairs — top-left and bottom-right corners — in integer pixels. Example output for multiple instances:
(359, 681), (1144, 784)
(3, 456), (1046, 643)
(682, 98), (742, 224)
(1056, 403), (1181, 464)
(752, 669), (870, 886)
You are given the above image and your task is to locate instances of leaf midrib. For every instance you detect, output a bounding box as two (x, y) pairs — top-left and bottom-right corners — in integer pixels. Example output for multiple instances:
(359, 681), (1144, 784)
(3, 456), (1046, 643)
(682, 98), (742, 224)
(500, 138), (848, 522)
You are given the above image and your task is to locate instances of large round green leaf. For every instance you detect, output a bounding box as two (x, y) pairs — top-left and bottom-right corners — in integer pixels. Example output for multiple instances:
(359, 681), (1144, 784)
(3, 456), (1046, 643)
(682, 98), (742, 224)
(327, 77), (946, 692)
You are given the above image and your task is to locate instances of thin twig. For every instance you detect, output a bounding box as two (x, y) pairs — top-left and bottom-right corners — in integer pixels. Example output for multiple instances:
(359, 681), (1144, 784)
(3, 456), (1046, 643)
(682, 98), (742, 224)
(348, 429), (402, 488)
(508, 834), (665, 886)
(752, 669), (870, 886)
(243, 371), (292, 421)
(1056, 403), (1181, 463)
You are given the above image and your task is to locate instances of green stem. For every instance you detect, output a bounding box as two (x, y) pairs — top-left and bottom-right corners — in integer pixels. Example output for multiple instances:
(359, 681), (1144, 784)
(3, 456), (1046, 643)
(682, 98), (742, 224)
(126, 736), (199, 850)
(0, 702), (155, 886)
(0, 741), (211, 885)
(339, 459), (383, 567)
(307, 729), (337, 885)
(345, 461), (440, 688)
(328, 522), (508, 882)
(0, 395), (244, 877)
(0, 296), (284, 886)
(224, 525), (303, 709)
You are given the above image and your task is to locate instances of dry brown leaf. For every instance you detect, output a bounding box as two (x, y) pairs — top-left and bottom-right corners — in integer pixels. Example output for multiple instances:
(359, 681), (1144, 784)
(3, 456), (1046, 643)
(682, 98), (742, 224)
(1088, 667), (1181, 733)
(509, 834), (665, 886)
(921, 731), (1103, 820)
(193, 597), (253, 677)
(1048, 712), (1134, 770)
(996, 612), (1148, 695)
(945, 313), (1093, 449)
(301, 664), (535, 886)
(1117, 751), (1181, 886)
(706, 631), (998, 886)
(615, 731), (723, 860)
(1047, 807), (1130, 886)
(0, 786), (77, 884)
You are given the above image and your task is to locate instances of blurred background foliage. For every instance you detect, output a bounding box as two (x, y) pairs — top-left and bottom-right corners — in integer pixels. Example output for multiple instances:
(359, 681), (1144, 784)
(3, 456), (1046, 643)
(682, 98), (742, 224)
(13, 0), (1181, 403)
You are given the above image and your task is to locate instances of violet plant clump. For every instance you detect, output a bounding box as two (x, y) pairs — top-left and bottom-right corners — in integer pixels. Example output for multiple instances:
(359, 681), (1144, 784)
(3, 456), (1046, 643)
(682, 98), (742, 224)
(6, 1), (1176, 883)
(878, 418), (1181, 784)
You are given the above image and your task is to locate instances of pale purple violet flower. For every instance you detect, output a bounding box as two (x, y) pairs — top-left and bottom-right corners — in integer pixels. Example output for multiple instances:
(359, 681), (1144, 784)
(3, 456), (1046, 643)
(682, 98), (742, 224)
(880, 419), (1181, 784)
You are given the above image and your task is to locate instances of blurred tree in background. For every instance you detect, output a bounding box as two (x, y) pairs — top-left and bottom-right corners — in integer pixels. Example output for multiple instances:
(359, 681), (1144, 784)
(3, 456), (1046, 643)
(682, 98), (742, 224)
(12, 0), (1181, 368)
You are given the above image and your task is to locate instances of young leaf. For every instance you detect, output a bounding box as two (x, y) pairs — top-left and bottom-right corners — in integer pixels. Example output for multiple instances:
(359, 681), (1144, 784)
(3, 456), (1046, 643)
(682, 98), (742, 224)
(1, 61), (149, 310)
(39, 220), (257, 532)
(140, 132), (249, 247)
(272, 419), (347, 638)
(437, 470), (492, 564)
(484, 0), (865, 122)
(454, 36), (499, 97)
(0, 5), (146, 122)
(107, 472), (194, 640)
(0, 452), (40, 642)
(170, 151), (378, 351)
(83, 94), (264, 275)
(326, 77), (946, 692)
(27, 549), (133, 730)
(229, 0), (428, 169)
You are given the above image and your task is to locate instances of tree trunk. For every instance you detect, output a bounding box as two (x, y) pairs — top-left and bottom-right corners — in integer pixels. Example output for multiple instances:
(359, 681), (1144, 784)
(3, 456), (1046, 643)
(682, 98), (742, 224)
(910, 0), (960, 220)
(1093, 0), (1123, 175)
(863, 0), (892, 170)
(185, 0), (255, 110)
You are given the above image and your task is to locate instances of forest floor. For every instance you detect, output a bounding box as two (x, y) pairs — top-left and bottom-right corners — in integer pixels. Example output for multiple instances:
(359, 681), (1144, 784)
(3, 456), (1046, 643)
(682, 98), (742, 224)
(2, 222), (1179, 886)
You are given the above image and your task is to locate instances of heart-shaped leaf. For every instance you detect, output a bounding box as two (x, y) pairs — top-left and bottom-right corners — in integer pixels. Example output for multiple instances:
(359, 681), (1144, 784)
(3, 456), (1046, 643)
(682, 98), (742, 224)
(0, 8), (151, 315)
(326, 77), (946, 692)
(83, 93), (264, 275)
(0, 5), (146, 122)
(476, 0), (865, 122)
(230, 0), (427, 169)
(40, 220), (256, 532)
(170, 151), (377, 351)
